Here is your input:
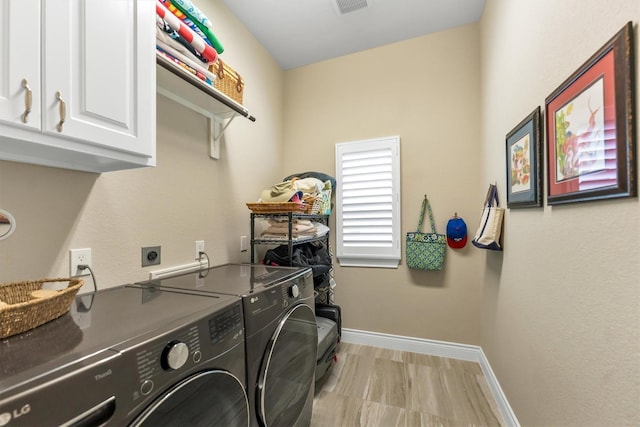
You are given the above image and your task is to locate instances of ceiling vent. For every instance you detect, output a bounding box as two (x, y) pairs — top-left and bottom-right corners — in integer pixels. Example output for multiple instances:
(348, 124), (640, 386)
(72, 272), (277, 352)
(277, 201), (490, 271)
(332, 0), (370, 15)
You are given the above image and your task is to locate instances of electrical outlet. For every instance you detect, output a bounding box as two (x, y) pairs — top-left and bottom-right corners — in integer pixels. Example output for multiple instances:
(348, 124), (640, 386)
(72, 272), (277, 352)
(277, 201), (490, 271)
(240, 236), (248, 252)
(70, 248), (92, 277)
(195, 240), (205, 260)
(142, 246), (161, 267)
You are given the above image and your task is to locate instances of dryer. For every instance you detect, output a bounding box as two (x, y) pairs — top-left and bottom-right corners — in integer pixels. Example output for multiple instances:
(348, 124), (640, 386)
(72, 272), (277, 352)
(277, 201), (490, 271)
(138, 263), (318, 427)
(0, 285), (249, 427)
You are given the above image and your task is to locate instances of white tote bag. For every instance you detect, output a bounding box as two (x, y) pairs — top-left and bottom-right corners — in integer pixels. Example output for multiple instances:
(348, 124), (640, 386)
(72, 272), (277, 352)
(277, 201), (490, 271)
(472, 184), (504, 251)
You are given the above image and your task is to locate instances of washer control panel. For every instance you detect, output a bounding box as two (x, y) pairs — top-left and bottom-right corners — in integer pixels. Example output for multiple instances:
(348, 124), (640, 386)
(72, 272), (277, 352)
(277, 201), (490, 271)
(209, 303), (242, 344)
(134, 325), (201, 396)
(279, 270), (313, 307)
(129, 301), (243, 401)
(161, 341), (189, 370)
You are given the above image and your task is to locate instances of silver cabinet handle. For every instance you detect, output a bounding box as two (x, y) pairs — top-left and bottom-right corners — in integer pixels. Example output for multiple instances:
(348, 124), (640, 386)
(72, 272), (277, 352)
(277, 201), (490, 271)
(21, 79), (32, 123)
(55, 91), (66, 132)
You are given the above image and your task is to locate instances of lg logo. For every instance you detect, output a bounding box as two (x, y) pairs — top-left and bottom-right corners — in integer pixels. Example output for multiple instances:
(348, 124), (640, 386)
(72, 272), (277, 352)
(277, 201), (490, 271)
(0, 404), (31, 426)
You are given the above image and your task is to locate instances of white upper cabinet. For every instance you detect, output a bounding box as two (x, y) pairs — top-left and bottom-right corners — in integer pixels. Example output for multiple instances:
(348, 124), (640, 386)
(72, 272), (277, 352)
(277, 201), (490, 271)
(0, 0), (41, 131)
(0, 0), (156, 173)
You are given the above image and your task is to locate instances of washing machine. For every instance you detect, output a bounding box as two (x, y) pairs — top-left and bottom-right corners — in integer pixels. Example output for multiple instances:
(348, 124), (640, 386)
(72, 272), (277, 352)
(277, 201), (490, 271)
(137, 263), (318, 427)
(0, 285), (249, 426)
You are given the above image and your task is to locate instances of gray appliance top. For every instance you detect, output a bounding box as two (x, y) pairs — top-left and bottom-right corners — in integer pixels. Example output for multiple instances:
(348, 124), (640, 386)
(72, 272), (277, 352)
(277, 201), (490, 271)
(140, 263), (310, 296)
(0, 285), (238, 395)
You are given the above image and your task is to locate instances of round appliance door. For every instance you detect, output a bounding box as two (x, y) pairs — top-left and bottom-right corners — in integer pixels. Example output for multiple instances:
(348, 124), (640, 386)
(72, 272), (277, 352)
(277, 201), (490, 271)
(258, 304), (318, 427)
(130, 370), (249, 427)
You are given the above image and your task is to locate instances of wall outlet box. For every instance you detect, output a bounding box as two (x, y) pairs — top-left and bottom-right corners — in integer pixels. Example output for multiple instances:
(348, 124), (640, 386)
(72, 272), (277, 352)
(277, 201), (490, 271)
(142, 246), (161, 267)
(70, 248), (92, 277)
(195, 240), (205, 260)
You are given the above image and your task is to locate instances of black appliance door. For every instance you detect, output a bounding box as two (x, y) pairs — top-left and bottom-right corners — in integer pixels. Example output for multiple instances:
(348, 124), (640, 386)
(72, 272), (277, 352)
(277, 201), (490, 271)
(257, 304), (318, 427)
(130, 370), (249, 427)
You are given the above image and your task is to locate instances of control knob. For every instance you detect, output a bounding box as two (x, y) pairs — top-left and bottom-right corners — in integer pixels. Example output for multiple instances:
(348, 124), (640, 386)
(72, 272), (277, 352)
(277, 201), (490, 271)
(161, 341), (189, 370)
(289, 284), (300, 298)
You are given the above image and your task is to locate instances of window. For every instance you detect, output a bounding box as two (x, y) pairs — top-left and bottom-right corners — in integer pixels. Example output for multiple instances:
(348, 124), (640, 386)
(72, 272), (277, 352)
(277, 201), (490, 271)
(335, 136), (401, 268)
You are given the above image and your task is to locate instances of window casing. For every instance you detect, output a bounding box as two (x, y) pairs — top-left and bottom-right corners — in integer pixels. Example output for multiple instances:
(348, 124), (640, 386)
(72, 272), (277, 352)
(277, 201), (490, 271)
(335, 136), (401, 268)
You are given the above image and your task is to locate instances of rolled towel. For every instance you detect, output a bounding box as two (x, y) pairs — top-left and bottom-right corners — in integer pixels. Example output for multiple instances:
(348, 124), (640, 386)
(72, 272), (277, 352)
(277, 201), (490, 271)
(30, 289), (59, 299)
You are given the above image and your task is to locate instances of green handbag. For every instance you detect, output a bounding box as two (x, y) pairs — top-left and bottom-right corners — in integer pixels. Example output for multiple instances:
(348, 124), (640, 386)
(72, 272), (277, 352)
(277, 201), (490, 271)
(406, 196), (446, 270)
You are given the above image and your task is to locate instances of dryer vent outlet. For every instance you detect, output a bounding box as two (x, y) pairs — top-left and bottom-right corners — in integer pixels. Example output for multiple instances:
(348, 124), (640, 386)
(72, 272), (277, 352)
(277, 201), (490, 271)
(142, 246), (161, 267)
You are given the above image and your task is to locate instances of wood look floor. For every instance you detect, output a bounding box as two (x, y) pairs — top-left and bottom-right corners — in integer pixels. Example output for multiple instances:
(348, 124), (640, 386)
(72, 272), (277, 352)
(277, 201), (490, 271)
(311, 342), (504, 427)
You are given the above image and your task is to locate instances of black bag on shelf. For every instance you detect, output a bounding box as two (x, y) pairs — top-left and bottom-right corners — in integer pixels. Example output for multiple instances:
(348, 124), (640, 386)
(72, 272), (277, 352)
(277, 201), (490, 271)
(263, 241), (332, 288)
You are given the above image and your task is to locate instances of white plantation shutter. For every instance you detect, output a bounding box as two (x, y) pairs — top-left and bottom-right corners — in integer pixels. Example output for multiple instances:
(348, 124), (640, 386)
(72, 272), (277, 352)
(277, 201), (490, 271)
(335, 136), (401, 268)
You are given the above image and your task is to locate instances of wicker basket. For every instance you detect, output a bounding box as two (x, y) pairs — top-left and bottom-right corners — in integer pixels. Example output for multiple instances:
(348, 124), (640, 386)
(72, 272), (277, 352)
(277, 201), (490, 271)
(209, 58), (244, 104)
(247, 202), (307, 213)
(0, 278), (83, 339)
(302, 196), (321, 214)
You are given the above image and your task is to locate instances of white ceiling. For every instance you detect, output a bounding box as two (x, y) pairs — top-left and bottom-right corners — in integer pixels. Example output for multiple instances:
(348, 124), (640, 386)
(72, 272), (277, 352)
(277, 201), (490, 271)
(222, 0), (486, 70)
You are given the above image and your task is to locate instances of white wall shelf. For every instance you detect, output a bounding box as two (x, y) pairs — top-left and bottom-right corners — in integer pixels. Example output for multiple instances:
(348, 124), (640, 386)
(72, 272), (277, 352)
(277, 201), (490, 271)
(156, 53), (255, 159)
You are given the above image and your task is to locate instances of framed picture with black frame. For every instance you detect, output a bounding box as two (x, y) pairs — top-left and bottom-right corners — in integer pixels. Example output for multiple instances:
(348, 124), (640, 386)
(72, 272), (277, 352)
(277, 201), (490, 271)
(545, 22), (636, 205)
(506, 107), (543, 208)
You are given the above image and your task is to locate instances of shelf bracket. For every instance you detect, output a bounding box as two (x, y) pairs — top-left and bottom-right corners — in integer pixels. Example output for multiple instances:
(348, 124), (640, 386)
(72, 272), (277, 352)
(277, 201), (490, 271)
(208, 114), (237, 160)
(157, 56), (256, 161)
(157, 85), (238, 160)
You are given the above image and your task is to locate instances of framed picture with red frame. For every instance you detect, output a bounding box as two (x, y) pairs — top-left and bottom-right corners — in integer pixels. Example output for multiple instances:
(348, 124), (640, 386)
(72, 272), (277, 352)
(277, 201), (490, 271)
(545, 22), (636, 205)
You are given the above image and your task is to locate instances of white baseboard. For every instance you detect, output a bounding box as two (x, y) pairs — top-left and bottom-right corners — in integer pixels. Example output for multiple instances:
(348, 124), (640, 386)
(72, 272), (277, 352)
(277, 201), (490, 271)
(341, 328), (520, 427)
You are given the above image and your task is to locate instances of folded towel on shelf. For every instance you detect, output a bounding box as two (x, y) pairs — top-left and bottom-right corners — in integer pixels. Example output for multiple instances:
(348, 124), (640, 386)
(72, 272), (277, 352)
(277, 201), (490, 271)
(260, 222), (329, 241)
(264, 222), (317, 235)
(267, 218), (313, 227)
(160, 0), (213, 47)
(157, 45), (214, 86)
(156, 1), (218, 63)
(158, 15), (206, 62)
(261, 233), (316, 241)
(156, 24), (217, 84)
(166, 0), (225, 54)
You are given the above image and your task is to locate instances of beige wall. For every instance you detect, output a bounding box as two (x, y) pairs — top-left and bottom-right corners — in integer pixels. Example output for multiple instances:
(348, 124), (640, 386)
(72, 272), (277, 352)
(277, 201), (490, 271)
(480, 1), (640, 425)
(2, 1), (639, 425)
(283, 24), (485, 345)
(0, 0), (283, 291)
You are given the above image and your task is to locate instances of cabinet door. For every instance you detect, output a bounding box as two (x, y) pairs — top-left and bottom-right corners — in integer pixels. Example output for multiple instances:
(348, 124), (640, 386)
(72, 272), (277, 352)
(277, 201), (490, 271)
(42, 0), (155, 158)
(0, 0), (41, 130)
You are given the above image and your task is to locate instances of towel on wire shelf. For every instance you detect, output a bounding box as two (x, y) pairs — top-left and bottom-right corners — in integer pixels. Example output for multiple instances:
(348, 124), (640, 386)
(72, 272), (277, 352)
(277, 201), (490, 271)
(263, 220), (317, 237)
(266, 218), (314, 229)
(292, 177), (326, 196)
(261, 222), (329, 241)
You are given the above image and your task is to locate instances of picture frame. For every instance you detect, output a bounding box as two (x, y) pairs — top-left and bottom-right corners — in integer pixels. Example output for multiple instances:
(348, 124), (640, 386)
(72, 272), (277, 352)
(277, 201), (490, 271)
(506, 107), (543, 208)
(545, 21), (636, 205)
